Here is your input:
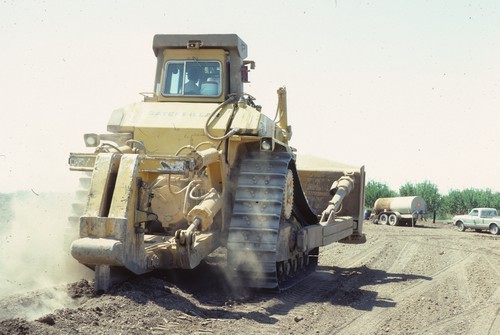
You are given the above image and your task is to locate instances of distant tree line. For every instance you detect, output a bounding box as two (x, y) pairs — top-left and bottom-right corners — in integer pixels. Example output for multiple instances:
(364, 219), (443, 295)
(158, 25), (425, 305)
(0, 193), (14, 232)
(365, 180), (500, 220)
(0, 191), (33, 225)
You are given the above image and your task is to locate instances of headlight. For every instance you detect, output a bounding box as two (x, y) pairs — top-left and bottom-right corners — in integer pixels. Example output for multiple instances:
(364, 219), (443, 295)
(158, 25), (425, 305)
(84, 133), (100, 147)
(261, 139), (272, 151)
(83, 133), (133, 147)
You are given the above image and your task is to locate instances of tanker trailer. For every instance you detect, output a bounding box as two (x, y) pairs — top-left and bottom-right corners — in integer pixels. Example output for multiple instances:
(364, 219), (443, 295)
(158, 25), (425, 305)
(373, 196), (427, 226)
(68, 34), (366, 292)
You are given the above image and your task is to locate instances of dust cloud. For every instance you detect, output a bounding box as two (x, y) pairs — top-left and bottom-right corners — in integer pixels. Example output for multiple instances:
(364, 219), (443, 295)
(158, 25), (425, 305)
(0, 191), (92, 321)
(223, 245), (266, 296)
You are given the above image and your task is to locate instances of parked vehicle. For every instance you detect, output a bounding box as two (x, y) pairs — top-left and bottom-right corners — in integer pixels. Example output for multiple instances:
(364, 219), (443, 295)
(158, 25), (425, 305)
(453, 208), (500, 235)
(372, 196), (426, 226)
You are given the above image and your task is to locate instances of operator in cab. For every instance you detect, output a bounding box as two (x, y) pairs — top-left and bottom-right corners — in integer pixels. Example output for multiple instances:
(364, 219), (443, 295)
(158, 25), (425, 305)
(184, 66), (201, 95)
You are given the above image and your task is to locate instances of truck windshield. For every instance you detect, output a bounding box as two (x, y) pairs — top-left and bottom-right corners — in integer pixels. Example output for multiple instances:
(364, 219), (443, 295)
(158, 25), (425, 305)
(162, 60), (222, 97)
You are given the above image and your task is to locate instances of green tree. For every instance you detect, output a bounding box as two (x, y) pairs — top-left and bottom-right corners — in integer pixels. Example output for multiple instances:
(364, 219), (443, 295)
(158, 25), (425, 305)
(0, 193), (14, 233)
(399, 182), (416, 197)
(399, 181), (441, 221)
(440, 188), (500, 217)
(365, 180), (397, 209)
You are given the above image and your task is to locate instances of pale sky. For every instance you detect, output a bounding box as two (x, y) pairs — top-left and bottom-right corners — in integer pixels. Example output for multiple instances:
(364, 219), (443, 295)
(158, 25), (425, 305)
(1, 0), (499, 194)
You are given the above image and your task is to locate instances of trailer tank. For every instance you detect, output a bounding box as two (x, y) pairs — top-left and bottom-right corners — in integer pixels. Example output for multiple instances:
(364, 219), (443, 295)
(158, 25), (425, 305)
(373, 196), (426, 226)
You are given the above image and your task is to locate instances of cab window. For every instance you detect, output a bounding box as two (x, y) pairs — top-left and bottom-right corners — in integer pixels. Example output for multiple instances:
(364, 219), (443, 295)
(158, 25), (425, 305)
(482, 210), (496, 217)
(162, 60), (221, 97)
(469, 210), (478, 217)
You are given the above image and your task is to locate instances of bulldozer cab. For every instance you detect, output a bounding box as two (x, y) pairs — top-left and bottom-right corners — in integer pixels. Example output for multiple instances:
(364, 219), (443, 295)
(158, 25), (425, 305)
(151, 34), (250, 103)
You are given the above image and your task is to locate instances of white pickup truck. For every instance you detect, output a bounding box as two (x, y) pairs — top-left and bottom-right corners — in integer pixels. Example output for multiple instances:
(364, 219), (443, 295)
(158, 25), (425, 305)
(453, 208), (500, 235)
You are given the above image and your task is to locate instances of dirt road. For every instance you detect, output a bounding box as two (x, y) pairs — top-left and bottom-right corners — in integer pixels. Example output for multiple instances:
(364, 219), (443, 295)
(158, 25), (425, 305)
(1, 220), (499, 335)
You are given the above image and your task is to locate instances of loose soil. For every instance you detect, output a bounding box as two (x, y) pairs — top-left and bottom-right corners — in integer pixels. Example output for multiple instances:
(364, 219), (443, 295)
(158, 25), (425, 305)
(1, 220), (499, 335)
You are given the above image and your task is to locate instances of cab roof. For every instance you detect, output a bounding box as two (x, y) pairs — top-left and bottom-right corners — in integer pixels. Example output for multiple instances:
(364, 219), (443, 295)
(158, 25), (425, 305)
(152, 34), (248, 59)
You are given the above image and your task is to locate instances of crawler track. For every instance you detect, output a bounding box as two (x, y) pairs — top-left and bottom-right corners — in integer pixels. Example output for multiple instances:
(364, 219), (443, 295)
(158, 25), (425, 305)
(227, 151), (318, 291)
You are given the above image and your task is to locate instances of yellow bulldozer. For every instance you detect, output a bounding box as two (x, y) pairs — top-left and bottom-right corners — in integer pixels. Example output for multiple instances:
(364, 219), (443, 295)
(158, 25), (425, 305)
(68, 34), (366, 291)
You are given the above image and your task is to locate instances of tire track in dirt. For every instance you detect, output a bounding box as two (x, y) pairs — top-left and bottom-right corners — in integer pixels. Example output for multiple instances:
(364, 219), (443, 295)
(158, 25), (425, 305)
(416, 304), (496, 335)
(387, 241), (420, 274)
(324, 235), (426, 335)
(270, 235), (411, 334)
(467, 284), (500, 335)
(219, 224), (499, 335)
(484, 306), (500, 335)
(336, 237), (391, 268)
(484, 254), (500, 277)
(415, 252), (499, 334)
(382, 234), (500, 257)
(183, 231), (392, 334)
(333, 236), (500, 335)
(467, 305), (500, 335)
(456, 258), (475, 306)
(418, 285), (500, 335)
(238, 237), (394, 334)
(331, 252), (477, 334)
